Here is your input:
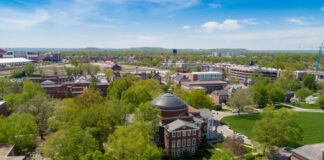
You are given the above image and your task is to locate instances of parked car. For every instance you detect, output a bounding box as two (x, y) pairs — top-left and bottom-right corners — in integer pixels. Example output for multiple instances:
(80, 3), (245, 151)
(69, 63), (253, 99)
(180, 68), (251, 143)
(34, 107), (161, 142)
(283, 146), (294, 151)
(232, 109), (239, 113)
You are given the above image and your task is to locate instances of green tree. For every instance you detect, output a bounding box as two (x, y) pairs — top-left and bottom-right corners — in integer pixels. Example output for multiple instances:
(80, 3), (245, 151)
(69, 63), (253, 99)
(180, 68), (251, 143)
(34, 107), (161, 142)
(275, 71), (300, 91)
(10, 69), (22, 78)
(65, 67), (74, 75)
(184, 89), (215, 110)
(70, 58), (79, 67)
(105, 121), (163, 160)
(75, 88), (104, 107)
(3, 93), (21, 114)
(0, 113), (37, 153)
(252, 106), (303, 155)
(94, 65), (100, 74)
(121, 86), (152, 106)
(42, 126), (99, 160)
(108, 77), (133, 99)
(77, 103), (116, 149)
(16, 95), (57, 139)
(81, 150), (109, 160)
(295, 88), (313, 101)
(268, 85), (285, 104)
(209, 150), (234, 160)
(317, 95), (324, 110)
(23, 63), (36, 76)
(253, 82), (269, 107)
(302, 74), (317, 90)
(105, 69), (114, 81)
(21, 80), (46, 103)
(89, 77), (98, 90)
(228, 88), (253, 115)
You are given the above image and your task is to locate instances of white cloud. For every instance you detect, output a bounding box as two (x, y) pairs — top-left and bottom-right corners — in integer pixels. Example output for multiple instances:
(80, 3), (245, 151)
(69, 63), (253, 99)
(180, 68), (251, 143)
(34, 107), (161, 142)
(183, 25), (191, 30)
(287, 17), (304, 25)
(208, 3), (221, 8)
(240, 18), (257, 25)
(321, 6), (324, 11)
(0, 9), (48, 30)
(201, 19), (243, 32)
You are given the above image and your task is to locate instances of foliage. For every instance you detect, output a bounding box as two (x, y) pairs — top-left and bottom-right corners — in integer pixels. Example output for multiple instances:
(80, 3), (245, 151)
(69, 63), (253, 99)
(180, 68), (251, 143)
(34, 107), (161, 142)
(317, 95), (324, 110)
(228, 88), (253, 115)
(89, 77), (98, 90)
(209, 150), (234, 160)
(183, 89), (215, 110)
(268, 85), (285, 104)
(105, 69), (114, 81)
(42, 126), (99, 160)
(275, 71), (300, 91)
(105, 121), (163, 160)
(0, 113), (37, 153)
(223, 135), (246, 156)
(15, 95), (57, 139)
(303, 74), (317, 90)
(21, 80), (46, 103)
(81, 150), (109, 160)
(253, 82), (269, 107)
(10, 68), (23, 78)
(295, 88), (313, 101)
(252, 106), (303, 155)
(75, 88), (104, 107)
(23, 63), (36, 76)
(108, 77), (134, 99)
(70, 58), (79, 67)
(121, 86), (152, 106)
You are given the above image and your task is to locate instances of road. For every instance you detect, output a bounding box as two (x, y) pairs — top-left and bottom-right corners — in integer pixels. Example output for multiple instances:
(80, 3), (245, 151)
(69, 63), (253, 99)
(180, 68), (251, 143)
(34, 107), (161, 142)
(281, 103), (324, 113)
(212, 110), (253, 146)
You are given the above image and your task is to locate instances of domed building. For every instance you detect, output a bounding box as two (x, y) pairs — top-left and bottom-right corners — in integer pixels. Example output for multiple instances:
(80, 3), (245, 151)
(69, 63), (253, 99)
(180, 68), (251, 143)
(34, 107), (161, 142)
(151, 93), (214, 157)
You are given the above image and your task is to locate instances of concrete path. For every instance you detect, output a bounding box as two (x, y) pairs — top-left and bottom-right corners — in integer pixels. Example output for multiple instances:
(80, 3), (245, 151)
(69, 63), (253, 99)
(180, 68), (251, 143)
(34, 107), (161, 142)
(280, 103), (324, 113)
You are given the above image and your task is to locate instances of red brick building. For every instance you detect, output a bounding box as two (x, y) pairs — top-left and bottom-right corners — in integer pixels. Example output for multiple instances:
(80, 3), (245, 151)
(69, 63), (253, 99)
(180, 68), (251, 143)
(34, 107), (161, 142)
(29, 75), (74, 85)
(210, 90), (229, 106)
(151, 93), (212, 157)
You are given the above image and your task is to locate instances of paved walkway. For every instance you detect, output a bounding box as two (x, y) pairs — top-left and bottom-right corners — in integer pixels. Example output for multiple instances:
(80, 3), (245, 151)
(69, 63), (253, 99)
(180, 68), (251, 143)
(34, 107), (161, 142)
(212, 110), (254, 146)
(281, 103), (324, 113)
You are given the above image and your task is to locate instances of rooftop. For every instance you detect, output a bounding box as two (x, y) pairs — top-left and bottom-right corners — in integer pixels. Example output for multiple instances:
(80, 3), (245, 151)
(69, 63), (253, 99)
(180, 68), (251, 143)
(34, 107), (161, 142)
(166, 119), (199, 132)
(151, 93), (188, 111)
(0, 58), (32, 64)
(292, 142), (324, 160)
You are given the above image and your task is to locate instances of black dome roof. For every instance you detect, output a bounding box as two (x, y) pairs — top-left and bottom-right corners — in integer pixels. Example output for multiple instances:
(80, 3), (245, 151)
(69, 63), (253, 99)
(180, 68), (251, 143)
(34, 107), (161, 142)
(151, 93), (188, 111)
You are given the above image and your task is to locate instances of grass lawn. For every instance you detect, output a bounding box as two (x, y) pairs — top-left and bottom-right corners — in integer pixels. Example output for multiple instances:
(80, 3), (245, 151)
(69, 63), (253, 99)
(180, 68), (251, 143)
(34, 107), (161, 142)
(295, 103), (322, 109)
(221, 112), (324, 147)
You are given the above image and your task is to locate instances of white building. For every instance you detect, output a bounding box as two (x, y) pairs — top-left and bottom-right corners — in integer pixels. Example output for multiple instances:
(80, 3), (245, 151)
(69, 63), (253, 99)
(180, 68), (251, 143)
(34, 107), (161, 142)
(0, 58), (33, 67)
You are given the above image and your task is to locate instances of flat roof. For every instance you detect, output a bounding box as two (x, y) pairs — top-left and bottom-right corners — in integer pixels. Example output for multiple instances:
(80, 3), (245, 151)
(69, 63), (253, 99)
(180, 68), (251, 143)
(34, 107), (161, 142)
(191, 72), (222, 75)
(0, 58), (32, 64)
(182, 81), (227, 85)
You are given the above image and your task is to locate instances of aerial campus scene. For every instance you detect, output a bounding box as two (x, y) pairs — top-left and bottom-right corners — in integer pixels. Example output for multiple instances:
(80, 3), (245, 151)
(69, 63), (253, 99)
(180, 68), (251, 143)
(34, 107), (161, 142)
(1, 0), (324, 160)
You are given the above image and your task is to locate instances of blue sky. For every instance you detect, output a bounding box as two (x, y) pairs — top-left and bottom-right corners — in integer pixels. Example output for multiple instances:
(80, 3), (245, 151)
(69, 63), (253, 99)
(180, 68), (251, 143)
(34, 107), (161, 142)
(0, 0), (324, 50)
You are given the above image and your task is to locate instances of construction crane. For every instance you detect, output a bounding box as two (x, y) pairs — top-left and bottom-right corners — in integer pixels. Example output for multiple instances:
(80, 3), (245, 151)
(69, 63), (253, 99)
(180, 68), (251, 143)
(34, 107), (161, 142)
(315, 42), (324, 72)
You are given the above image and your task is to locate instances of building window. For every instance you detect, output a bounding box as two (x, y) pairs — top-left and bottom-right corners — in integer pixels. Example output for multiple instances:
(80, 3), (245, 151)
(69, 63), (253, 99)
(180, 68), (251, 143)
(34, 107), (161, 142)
(172, 132), (176, 137)
(192, 148), (196, 154)
(177, 140), (181, 147)
(172, 150), (175, 156)
(187, 147), (191, 152)
(204, 126), (207, 131)
(182, 139), (186, 147)
(177, 150), (180, 156)
(182, 148), (186, 154)
(172, 140), (176, 148)
(187, 139), (191, 146)
(192, 130), (196, 135)
(177, 131), (181, 137)
(187, 130), (191, 136)
(182, 130), (186, 137)
(155, 135), (159, 142)
(192, 138), (196, 146)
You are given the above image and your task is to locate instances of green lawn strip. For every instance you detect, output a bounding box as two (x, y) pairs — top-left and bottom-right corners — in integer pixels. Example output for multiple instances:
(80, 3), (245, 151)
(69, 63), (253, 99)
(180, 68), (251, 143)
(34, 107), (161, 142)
(295, 103), (322, 109)
(221, 112), (324, 147)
